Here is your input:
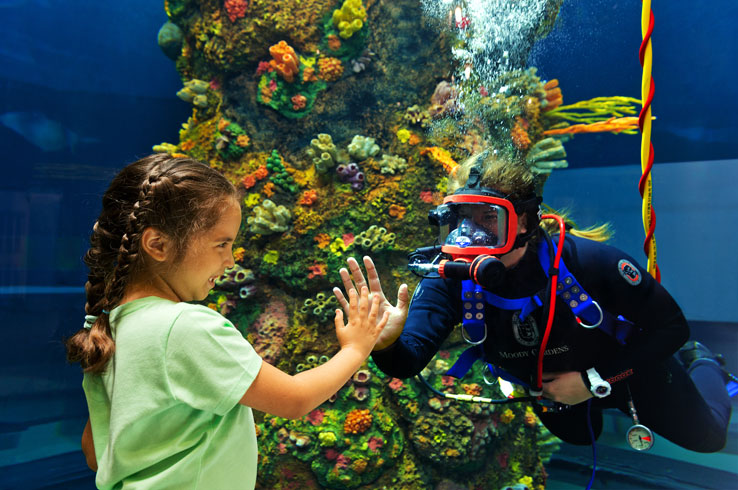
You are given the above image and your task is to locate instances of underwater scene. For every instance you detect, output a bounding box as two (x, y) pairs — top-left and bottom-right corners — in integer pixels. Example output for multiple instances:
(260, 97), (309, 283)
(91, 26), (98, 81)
(1, 0), (736, 489)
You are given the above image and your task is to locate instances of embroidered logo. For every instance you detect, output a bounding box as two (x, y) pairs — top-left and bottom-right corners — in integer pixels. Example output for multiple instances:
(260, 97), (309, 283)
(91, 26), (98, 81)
(512, 312), (539, 347)
(618, 259), (641, 286)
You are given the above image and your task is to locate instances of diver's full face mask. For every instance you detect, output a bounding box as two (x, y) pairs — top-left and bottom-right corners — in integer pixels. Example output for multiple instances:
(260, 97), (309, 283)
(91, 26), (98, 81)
(430, 194), (519, 256)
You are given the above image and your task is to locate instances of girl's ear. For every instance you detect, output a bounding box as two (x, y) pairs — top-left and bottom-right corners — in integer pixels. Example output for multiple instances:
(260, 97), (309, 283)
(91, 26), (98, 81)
(140, 227), (172, 263)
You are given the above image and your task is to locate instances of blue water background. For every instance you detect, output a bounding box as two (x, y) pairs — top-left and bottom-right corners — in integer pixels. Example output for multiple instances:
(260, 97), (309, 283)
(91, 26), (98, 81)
(0, 0), (736, 488)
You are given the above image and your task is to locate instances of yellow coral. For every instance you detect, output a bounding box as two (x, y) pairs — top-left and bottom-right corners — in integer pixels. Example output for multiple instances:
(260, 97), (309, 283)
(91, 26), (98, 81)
(396, 128), (411, 143)
(329, 236), (349, 256)
(244, 193), (261, 207)
(500, 408), (515, 424)
(233, 247), (246, 262)
(332, 0), (367, 39)
(263, 249), (279, 265)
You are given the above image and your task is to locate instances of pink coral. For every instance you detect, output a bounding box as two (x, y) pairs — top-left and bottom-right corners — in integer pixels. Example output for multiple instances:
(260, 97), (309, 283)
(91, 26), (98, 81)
(256, 61), (272, 76)
(224, 0), (247, 23)
(306, 409), (324, 426)
(388, 378), (404, 391)
(368, 436), (384, 452)
(342, 233), (355, 247)
(419, 190), (433, 203)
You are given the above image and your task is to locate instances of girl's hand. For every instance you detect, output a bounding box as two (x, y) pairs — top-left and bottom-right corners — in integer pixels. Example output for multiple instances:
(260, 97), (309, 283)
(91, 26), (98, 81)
(541, 371), (593, 405)
(334, 286), (389, 356)
(333, 256), (409, 350)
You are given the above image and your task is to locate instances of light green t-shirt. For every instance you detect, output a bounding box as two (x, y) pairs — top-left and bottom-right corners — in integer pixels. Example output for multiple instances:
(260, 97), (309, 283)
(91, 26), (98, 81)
(83, 297), (263, 489)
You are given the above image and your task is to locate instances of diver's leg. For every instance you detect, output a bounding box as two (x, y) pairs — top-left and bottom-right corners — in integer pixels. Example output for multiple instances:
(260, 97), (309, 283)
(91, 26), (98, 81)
(625, 356), (730, 452)
(534, 402), (603, 446)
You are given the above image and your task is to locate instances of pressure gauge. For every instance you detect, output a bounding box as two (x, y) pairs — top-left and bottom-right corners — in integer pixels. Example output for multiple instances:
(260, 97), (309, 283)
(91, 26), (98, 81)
(626, 424), (654, 451)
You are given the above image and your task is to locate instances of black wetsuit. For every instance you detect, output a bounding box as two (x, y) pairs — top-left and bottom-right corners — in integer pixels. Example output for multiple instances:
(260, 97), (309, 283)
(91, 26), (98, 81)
(373, 235), (730, 452)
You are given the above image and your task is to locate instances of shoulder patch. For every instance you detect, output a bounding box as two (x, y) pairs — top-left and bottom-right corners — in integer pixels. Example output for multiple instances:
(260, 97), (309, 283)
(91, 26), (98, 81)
(617, 259), (642, 286)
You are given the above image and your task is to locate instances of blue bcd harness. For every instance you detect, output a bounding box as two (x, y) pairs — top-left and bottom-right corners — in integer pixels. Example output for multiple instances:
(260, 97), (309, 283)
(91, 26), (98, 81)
(446, 237), (636, 387)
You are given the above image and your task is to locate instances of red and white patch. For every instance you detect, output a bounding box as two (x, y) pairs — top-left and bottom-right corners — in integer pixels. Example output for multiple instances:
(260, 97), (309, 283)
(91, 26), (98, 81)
(617, 259), (641, 286)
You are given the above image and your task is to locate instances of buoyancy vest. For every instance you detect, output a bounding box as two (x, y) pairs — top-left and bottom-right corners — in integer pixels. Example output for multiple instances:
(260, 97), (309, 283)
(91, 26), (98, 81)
(446, 237), (636, 386)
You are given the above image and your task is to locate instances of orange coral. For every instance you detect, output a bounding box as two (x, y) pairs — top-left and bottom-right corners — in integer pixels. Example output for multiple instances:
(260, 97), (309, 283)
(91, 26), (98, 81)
(326, 34), (341, 51)
(241, 174), (256, 189)
(262, 181), (276, 197)
(420, 146), (458, 176)
(388, 203), (406, 220)
(298, 189), (318, 206)
(317, 57), (344, 82)
(224, 0), (247, 23)
(269, 41), (299, 83)
(260, 85), (273, 103)
(307, 262), (327, 279)
(302, 66), (317, 83)
(233, 247), (246, 262)
(180, 140), (195, 151)
(407, 133), (421, 146)
(511, 117), (531, 150)
(461, 383), (482, 396)
(291, 94), (307, 110)
(543, 79), (563, 111)
(253, 165), (268, 180)
(236, 134), (250, 147)
(344, 408), (373, 434)
(314, 233), (331, 248)
(543, 116), (641, 135)
(218, 118), (231, 131)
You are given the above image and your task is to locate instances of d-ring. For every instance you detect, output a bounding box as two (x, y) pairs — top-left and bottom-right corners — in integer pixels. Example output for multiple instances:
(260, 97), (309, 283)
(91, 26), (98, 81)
(482, 365), (498, 386)
(461, 324), (487, 345)
(578, 301), (603, 329)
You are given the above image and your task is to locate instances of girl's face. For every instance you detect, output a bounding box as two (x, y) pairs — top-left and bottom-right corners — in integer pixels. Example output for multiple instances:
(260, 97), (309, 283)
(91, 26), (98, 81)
(160, 198), (241, 302)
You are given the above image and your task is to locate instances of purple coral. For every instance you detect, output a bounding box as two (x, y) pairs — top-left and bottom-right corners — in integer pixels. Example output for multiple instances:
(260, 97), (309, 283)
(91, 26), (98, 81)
(336, 162), (365, 190)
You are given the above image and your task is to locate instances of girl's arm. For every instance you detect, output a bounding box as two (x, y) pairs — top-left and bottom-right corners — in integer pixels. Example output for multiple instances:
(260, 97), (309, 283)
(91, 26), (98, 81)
(239, 287), (387, 419)
(82, 418), (97, 471)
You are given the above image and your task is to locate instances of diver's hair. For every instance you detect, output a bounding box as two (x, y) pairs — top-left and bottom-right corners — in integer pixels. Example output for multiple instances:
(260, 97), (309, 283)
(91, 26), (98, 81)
(540, 205), (614, 243)
(447, 150), (537, 201)
(449, 150), (612, 242)
(65, 154), (238, 374)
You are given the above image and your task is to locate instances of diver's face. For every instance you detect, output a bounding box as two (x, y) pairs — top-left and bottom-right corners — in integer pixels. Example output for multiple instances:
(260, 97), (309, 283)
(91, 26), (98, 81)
(471, 205), (500, 233)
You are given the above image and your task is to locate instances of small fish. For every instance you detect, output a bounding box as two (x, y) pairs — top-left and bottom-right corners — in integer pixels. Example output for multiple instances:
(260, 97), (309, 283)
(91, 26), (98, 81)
(0, 111), (98, 152)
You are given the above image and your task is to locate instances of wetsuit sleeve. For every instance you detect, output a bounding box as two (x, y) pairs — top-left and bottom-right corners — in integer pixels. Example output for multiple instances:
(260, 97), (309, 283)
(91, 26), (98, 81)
(372, 276), (460, 379)
(571, 238), (689, 384)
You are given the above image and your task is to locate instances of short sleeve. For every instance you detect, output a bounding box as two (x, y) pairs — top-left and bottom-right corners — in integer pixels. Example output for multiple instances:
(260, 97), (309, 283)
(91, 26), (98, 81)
(165, 305), (263, 415)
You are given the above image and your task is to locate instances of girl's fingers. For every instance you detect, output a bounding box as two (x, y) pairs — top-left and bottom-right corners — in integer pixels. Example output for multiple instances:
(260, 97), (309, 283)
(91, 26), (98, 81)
(348, 287), (359, 319)
(334, 308), (344, 328)
(358, 286), (369, 317)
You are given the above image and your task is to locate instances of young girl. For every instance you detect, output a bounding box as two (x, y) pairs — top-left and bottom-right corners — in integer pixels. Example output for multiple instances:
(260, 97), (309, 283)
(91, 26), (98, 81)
(65, 153), (388, 489)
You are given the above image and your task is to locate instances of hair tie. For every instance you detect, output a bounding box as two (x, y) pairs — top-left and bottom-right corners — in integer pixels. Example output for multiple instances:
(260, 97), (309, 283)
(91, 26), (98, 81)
(83, 315), (98, 330)
(102, 309), (110, 314)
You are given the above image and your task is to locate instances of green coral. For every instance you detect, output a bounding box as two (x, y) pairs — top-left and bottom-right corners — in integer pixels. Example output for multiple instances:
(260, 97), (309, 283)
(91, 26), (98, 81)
(266, 150), (298, 193)
(247, 199), (291, 235)
(215, 122), (248, 160)
(355, 225), (395, 252)
(300, 291), (338, 323)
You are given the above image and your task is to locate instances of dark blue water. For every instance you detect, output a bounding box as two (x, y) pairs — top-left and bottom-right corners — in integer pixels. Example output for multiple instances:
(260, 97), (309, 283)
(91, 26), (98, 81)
(0, 0), (736, 488)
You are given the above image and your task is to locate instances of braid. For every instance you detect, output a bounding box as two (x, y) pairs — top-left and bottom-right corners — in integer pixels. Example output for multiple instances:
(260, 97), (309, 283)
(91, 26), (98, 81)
(65, 153), (238, 374)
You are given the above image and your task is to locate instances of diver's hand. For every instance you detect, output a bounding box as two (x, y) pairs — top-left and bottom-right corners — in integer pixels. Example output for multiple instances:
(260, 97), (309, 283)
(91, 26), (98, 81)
(541, 371), (593, 405)
(333, 256), (409, 351)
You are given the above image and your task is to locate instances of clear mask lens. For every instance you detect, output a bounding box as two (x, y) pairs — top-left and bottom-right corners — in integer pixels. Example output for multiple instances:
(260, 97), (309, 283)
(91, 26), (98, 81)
(440, 203), (508, 250)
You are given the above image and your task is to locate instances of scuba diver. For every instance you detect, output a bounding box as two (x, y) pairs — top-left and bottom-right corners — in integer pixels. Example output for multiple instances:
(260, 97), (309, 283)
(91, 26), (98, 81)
(333, 150), (734, 455)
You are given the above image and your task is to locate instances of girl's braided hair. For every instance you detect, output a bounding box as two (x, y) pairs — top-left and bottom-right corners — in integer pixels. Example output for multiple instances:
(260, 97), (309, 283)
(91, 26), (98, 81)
(66, 154), (238, 373)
